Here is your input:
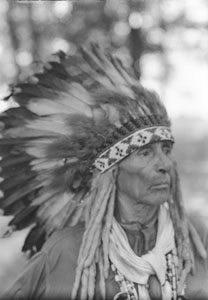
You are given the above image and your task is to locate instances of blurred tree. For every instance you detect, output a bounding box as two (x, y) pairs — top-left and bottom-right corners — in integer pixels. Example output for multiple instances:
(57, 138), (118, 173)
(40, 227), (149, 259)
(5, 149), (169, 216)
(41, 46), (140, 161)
(1, 0), (208, 84)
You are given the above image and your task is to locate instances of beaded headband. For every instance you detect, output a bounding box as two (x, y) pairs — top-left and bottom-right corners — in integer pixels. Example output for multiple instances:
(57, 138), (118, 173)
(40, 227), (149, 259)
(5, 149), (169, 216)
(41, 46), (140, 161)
(94, 126), (174, 172)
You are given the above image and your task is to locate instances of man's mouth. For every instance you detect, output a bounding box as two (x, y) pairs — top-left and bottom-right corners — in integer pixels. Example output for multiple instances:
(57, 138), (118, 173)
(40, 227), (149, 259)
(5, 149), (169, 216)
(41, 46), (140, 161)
(150, 183), (170, 190)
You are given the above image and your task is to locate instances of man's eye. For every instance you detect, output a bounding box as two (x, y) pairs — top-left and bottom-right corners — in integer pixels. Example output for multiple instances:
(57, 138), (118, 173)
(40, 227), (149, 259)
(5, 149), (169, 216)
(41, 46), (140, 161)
(163, 147), (172, 155)
(138, 149), (151, 157)
(142, 150), (150, 156)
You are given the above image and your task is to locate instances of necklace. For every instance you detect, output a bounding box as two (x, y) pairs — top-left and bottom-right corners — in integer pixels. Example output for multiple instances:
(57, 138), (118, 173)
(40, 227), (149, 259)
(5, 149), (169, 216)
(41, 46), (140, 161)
(109, 205), (187, 300)
(111, 248), (183, 300)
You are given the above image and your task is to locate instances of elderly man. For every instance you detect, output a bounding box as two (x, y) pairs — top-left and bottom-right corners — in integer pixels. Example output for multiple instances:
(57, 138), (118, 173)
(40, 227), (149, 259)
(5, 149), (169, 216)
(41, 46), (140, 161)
(1, 45), (208, 300)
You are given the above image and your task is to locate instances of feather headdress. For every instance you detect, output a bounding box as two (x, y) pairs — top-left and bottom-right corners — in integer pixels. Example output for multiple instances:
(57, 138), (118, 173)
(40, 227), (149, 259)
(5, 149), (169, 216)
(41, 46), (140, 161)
(0, 44), (175, 253)
(1, 44), (206, 300)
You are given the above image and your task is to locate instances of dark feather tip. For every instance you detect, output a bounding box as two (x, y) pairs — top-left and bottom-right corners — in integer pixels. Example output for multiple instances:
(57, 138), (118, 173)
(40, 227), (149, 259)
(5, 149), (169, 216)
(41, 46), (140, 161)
(8, 205), (39, 229)
(22, 225), (46, 253)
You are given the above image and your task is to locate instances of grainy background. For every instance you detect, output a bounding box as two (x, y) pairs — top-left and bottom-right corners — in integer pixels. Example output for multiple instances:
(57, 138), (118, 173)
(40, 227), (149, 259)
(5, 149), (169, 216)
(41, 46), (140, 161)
(0, 0), (208, 294)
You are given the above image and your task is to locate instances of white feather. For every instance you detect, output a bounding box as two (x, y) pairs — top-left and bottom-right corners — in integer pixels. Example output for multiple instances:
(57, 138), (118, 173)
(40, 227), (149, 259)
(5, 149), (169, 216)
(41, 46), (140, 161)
(38, 192), (72, 222)
(27, 98), (71, 116)
(26, 115), (73, 135)
(5, 127), (58, 138)
(30, 157), (78, 171)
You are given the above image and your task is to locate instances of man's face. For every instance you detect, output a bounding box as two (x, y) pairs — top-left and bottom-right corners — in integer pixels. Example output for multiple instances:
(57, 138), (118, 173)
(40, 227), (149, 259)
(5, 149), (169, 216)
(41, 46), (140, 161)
(117, 141), (174, 206)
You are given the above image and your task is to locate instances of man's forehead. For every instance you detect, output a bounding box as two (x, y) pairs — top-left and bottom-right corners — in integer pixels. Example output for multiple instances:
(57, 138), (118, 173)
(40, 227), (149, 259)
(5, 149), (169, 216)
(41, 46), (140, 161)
(118, 140), (174, 171)
(125, 140), (174, 161)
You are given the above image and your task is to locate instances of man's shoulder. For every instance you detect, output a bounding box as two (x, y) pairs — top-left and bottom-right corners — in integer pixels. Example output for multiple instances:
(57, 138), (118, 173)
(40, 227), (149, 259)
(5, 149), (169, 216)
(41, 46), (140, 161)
(41, 222), (85, 264)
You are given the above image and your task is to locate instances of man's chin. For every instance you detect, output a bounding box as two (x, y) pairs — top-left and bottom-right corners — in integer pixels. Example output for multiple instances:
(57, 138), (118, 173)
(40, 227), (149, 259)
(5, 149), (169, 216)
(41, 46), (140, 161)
(147, 194), (169, 206)
(155, 198), (167, 206)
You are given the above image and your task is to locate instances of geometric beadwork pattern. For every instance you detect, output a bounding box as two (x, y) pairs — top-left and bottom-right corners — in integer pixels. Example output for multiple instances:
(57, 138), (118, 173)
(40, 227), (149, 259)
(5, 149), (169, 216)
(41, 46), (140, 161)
(94, 126), (174, 172)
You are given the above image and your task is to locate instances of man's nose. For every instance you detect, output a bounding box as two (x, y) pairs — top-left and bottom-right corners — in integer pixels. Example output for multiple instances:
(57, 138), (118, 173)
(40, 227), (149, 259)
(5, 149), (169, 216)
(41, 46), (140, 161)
(154, 152), (172, 174)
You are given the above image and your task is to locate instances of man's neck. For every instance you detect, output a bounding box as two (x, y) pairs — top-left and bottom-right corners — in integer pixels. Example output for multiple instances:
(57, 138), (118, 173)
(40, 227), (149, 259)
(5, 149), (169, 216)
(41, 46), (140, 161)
(115, 193), (160, 227)
(114, 193), (160, 254)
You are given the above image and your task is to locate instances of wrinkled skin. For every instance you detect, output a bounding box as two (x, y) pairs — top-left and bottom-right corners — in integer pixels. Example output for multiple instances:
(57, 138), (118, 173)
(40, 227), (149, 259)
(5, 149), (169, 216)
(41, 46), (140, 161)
(117, 140), (174, 206)
(116, 141), (174, 226)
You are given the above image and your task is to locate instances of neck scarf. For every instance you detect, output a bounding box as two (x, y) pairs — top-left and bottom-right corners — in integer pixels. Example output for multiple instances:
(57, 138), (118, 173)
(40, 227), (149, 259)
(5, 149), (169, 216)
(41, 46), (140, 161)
(109, 204), (175, 299)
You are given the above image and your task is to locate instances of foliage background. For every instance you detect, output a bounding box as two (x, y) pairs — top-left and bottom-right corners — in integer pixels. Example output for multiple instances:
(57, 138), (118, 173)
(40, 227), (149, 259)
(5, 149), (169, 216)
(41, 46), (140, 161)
(0, 0), (208, 292)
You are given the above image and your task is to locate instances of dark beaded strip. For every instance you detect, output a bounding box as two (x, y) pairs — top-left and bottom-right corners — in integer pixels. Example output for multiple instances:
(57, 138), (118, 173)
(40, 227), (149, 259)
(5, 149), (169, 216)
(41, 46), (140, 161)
(122, 119), (136, 132)
(113, 130), (124, 140)
(142, 116), (152, 126)
(128, 116), (143, 129)
(148, 114), (158, 125)
(154, 114), (160, 124)
(117, 126), (130, 136)
(103, 137), (117, 148)
(134, 117), (145, 128)
(155, 115), (166, 125)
